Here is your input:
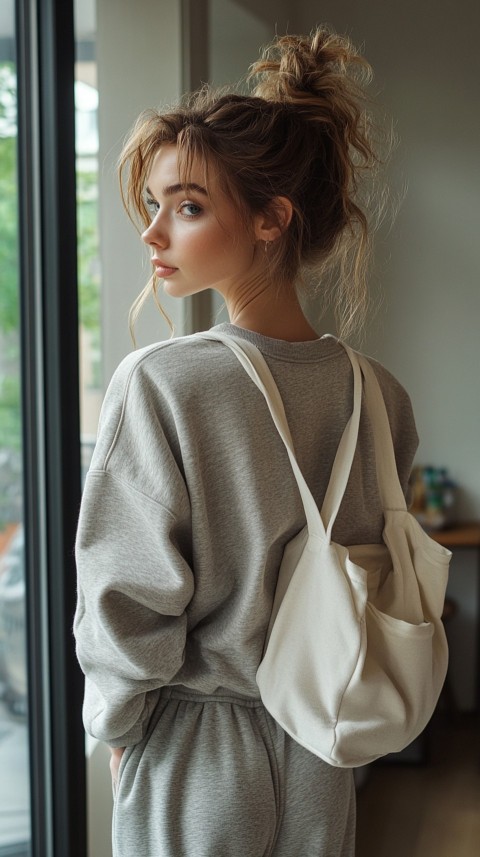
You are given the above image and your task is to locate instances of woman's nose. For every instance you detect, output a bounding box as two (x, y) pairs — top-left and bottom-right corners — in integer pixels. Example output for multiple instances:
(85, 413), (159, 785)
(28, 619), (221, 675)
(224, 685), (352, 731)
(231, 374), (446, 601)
(142, 217), (168, 247)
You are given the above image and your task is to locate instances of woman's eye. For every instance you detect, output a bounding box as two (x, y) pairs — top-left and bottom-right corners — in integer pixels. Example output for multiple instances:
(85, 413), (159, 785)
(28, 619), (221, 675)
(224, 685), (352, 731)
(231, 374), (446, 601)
(180, 202), (202, 218)
(145, 196), (159, 215)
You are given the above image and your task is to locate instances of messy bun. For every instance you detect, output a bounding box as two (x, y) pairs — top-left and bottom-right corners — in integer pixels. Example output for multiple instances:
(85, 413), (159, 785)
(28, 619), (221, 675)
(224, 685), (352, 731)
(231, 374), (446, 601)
(120, 26), (390, 340)
(249, 29), (386, 337)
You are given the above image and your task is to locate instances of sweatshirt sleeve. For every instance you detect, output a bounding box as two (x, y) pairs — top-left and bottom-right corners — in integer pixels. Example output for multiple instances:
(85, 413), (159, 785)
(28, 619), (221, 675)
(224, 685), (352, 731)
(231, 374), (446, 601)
(370, 360), (419, 501)
(74, 349), (194, 747)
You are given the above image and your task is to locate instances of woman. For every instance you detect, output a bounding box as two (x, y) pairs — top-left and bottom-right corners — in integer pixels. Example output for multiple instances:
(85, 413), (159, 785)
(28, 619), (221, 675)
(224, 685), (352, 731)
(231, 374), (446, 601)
(74, 26), (418, 856)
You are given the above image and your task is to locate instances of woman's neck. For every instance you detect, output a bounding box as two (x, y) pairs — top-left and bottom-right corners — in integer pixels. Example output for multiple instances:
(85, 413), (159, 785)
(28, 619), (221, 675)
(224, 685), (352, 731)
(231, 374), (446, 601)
(222, 279), (320, 342)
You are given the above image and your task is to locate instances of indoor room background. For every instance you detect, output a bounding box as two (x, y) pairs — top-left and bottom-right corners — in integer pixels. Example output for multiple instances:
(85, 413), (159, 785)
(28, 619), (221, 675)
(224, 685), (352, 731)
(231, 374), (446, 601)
(0, 1), (477, 856)
(88, 1), (479, 852)
(85, 0), (480, 848)
(95, 0), (479, 705)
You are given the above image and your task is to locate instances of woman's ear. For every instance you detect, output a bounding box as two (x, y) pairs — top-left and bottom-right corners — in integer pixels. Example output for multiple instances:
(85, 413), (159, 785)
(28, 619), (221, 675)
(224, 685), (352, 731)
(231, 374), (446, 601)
(254, 196), (293, 243)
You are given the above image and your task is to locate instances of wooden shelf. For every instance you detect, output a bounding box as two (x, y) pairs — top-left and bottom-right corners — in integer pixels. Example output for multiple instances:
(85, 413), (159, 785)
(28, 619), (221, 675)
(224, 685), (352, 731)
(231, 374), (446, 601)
(429, 522), (480, 548)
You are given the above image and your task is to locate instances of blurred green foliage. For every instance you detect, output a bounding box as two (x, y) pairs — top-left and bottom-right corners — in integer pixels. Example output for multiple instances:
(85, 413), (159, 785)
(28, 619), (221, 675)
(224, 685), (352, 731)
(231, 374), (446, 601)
(0, 61), (100, 456)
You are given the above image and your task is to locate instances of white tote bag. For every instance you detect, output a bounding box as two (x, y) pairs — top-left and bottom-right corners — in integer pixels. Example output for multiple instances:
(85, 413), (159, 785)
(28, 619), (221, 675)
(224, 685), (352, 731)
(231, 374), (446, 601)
(200, 331), (451, 768)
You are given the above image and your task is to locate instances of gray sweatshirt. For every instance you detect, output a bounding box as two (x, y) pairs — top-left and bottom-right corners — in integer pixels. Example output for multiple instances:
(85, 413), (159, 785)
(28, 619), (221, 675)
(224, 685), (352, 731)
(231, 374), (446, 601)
(74, 324), (418, 748)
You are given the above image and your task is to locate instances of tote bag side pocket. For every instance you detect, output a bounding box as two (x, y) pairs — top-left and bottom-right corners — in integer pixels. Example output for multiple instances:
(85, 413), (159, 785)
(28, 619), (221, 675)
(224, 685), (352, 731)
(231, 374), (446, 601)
(332, 600), (439, 766)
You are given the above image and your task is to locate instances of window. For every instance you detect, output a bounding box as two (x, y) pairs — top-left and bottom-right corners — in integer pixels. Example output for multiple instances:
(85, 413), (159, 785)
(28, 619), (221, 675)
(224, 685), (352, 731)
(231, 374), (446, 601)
(1, 1), (86, 854)
(0, 5), (30, 852)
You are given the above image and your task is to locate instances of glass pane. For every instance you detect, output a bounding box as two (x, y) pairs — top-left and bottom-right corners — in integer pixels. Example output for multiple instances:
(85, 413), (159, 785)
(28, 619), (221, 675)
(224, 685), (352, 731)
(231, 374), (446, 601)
(75, 0), (101, 478)
(0, 1), (31, 854)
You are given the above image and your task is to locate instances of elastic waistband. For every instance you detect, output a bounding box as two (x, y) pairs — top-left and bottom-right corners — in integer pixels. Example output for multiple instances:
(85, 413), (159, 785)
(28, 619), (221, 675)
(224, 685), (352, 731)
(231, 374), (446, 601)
(161, 685), (264, 708)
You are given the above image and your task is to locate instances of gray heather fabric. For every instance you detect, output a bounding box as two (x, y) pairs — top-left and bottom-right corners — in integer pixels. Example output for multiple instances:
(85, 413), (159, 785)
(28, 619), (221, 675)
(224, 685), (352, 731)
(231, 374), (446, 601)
(112, 688), (356, 857)
(74, 323), (418, 856)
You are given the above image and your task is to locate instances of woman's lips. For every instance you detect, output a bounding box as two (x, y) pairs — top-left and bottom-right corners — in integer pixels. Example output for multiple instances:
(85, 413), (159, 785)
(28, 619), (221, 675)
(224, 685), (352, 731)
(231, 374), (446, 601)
(152, 259), (178, 277)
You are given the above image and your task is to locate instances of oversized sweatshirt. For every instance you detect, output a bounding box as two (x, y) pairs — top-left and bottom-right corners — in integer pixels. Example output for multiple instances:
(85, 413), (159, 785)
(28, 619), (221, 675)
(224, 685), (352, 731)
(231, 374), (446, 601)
(74, 323), (418, 748)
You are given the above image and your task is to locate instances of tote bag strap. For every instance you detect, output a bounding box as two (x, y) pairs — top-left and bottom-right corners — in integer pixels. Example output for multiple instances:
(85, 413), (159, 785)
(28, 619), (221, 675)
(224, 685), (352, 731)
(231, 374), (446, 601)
(320, 342), (362, 540)
(357, 354), (407, 511)
(196, 331), (363, 539)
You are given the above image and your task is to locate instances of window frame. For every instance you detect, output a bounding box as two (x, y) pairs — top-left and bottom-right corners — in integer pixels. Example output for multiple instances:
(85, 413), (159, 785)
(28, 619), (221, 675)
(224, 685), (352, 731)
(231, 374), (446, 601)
(16, 0), (86, 854)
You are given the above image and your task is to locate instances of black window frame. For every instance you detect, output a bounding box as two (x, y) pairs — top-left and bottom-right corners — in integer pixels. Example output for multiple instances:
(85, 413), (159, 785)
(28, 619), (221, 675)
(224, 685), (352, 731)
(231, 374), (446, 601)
(15, 0), (86, 854)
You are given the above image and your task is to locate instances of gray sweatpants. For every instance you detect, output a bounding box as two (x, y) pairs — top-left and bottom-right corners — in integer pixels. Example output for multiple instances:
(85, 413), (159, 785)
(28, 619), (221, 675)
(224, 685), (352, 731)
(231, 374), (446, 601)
(113, 688), (356, 856)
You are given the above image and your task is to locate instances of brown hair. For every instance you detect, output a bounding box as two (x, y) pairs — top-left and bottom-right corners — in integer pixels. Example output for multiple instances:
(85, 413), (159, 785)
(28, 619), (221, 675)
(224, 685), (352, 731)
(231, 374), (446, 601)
(119, 26), (390, 340)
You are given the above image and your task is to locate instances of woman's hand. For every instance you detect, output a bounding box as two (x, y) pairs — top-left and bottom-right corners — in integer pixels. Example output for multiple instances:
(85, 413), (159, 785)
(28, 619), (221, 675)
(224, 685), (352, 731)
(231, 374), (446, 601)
(109, 746), (126, 794)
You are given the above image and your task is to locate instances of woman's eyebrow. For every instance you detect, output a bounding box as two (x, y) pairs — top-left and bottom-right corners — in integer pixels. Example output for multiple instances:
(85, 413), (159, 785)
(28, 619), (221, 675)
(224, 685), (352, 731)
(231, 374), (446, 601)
(146, 182), (208, 198)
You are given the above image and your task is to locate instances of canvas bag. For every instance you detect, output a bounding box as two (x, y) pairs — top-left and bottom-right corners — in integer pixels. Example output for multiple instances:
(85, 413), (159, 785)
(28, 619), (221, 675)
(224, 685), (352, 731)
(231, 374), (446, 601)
(200, 331), (451, 768)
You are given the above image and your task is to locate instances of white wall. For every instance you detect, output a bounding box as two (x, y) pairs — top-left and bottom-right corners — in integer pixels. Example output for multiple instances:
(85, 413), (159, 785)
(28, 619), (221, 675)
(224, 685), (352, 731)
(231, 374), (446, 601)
(294, 0), (480, 709)
(209, 0), (291, 86)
